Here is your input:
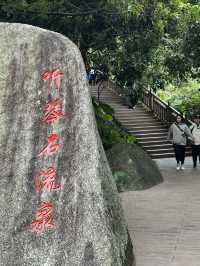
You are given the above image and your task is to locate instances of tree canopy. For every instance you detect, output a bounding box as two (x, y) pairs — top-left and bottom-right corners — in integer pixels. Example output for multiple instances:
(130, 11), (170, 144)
(0, 0), (199, 92)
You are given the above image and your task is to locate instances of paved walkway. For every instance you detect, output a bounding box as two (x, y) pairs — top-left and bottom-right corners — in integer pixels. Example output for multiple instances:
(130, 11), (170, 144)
(121, 158), (200, 266)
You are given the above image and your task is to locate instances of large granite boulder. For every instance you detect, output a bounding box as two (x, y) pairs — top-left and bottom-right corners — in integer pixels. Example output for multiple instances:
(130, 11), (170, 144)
(106, 144), (163, 191)
(0, 23), (134, 266)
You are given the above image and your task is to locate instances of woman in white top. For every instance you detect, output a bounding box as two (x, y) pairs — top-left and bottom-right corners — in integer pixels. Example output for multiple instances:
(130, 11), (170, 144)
(168, 115), (193, 170)
(190, 115), (200, 168)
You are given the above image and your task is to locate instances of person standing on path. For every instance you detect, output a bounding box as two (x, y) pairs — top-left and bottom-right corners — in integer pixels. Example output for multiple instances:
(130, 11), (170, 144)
(167, 115), (193, 170)
(190, 115), (200, 168)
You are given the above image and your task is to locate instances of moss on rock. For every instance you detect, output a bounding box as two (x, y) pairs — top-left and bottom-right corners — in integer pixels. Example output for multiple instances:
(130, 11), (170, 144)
(106, 143), (163, 192)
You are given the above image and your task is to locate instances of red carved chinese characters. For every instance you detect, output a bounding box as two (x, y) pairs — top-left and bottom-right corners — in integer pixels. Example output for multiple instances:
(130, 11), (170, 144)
(42, 69), (64, 90)
(30, 202), (55, 235)
(30, 68), (68, 235)
(36, 167), (61, 193)
(42, 98), (65, 124)
(38, 133), (60, 157)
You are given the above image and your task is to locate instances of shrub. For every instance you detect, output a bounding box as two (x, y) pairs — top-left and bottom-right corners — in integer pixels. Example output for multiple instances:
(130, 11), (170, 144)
(92, 97), (137, 150)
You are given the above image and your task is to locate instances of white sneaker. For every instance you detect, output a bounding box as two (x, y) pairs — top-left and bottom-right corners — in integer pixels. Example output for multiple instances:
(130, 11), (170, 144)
(176, 164), (180, 170)
(180, 165), (185, 170)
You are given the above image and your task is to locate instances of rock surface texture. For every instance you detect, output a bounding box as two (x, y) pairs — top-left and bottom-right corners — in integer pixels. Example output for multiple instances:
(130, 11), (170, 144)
(0, 23), (134, 266)
(106, 144), (163, 191)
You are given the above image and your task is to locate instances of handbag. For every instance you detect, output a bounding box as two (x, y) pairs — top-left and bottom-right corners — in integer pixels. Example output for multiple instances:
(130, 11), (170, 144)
(174, 122), (192, 146)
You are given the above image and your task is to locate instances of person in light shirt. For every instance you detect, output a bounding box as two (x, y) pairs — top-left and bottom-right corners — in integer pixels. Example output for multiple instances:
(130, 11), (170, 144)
(190, 115), (200, 168)
(167, 115), (193, 170)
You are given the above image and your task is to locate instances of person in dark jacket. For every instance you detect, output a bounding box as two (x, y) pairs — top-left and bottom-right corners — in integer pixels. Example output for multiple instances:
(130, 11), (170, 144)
(124, 83), (139, 109)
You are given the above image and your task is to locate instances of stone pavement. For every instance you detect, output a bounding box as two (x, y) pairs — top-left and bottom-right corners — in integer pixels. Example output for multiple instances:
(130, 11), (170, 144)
(121, 157), (200, 266)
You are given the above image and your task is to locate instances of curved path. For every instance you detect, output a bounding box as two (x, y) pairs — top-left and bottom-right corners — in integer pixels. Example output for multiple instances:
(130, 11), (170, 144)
(121, 158), (200, 266)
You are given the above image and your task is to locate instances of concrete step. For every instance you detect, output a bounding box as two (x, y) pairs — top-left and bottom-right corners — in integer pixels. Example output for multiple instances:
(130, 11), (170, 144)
(92, 94), (118, 98)
(151, 152), (175, 159)
(139, 139), (170, 145)
(129, 128), (168, 134)
(115, 114), (154, 119)
(114, 108), (145, 112)
(143, 143), (173, 150)
(116, 117), (158, 122)
(91, 89), (113, 92)
(92, 93), (119, 97)
(97, 98), (122, 102)
(147, 148), (174, 155)
(121, 121), (164, 127)
(114, 107), (149, 111)
(116, 118), (155, 122)
(99, 101), (123, 104)
(91, 90), (114, 93)
(143, 144), (191, 151)
(94, 98), (122, 101)
(113, 105), (151, 109)
(116, 111), (155, 116)
(136, 136), (168, 142)
(115, 111), (150, 116)
(91, 91), (118, 95)
(130, 132), (168, 138)
(151, 151), (192, 159)
(126, 125), (167, 130)
(114, 107), (150, 113)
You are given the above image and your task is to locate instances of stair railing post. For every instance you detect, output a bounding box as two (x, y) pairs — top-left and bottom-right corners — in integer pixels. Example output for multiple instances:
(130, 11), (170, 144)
(166, 101), (171, 125)
(141, 89), (144, 105)
(149, 87), (153, 111)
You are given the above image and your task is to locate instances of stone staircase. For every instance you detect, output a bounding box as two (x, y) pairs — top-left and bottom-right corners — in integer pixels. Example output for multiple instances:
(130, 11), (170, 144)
(91, 85), (191, 159)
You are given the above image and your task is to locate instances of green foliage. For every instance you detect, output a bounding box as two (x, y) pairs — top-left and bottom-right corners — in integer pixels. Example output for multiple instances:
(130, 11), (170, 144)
(92, 97), (137, 149)
(126, 134), (137, 143)
(142, 1), (200, 89)
(113, 170), (129, 192)
(0, 0), (199, 95)
(156, 78), (200, 117)
(183, 20), (200, 70)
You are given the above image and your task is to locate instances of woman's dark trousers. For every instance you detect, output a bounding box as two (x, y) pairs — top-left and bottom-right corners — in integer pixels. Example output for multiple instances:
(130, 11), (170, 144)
(173, 144), (186, 164)
(191, 145), (200, 166)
